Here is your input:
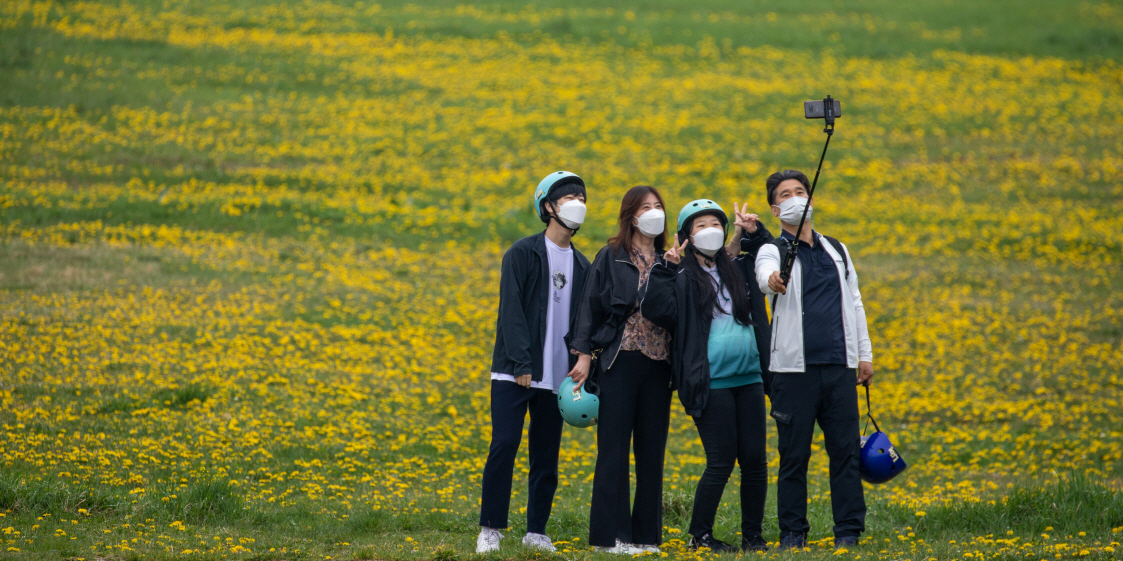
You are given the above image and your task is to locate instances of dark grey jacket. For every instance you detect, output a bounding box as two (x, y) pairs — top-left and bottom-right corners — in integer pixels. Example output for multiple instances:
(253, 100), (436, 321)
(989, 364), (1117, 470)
(490, 231), (590, 380)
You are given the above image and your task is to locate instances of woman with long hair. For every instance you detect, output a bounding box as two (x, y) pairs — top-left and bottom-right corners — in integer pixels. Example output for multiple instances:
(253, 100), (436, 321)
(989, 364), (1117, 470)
(642, 199), (774, 553)
(569, 185), (673, 554)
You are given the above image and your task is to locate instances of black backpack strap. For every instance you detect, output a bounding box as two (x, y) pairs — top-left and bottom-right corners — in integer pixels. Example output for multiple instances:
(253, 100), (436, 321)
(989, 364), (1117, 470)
(767, 238), (790, 269)
(823, 235), (850, 280)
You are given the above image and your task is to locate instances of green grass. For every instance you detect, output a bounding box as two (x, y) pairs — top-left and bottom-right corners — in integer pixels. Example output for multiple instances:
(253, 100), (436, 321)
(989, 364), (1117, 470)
(0, 471), (123, 515)
(1, 0), (1122, 559)
(889, 473), (1123, 537)
(1, 235), (1118, 559)
(131, 0), (1123, 61)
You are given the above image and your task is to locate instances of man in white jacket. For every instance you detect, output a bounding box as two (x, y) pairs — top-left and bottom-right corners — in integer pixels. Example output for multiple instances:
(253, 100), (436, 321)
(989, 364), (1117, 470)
(754, 169), (874, 551)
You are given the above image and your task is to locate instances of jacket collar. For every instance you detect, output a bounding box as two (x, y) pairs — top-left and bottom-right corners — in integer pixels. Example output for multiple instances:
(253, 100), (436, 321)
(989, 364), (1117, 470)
(780, 229), (821, 248)
(608, 243), (631, 262)
(534, 230), (586, 273)
(608, 242), (663, 264)
(535, 230), (578, 254)
(532, 230), (548, 257)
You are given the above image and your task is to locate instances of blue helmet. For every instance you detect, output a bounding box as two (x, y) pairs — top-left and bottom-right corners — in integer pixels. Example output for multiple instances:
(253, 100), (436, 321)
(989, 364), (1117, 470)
(860, 431), (907, 484)
(533, 171), (585, 219)
(557, 377), (599, 428)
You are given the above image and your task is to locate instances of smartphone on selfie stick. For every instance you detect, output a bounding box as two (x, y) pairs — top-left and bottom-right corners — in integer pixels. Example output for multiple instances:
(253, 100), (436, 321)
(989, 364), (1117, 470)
(773, 95), (842, 306)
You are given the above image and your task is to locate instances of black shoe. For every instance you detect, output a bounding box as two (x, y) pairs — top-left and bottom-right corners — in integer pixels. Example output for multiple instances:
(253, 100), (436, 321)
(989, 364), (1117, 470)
(742, 535), (769, 552)
(777, 533), (807, 551)
(689, 533), (739, 553)
(834, 536), (859, 548)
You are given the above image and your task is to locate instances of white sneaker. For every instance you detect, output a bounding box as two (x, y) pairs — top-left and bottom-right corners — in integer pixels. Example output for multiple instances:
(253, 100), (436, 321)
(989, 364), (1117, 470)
(476, 527), (503, 554)
(522, 533), (557, 552)
(635, 544), (661, 554)
(594, 539), (644, 554)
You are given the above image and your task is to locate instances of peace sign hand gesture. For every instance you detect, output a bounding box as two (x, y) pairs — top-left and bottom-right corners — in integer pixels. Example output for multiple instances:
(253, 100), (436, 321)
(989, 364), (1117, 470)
(732, 202), (759, 234)
(664, 235), (689, 265)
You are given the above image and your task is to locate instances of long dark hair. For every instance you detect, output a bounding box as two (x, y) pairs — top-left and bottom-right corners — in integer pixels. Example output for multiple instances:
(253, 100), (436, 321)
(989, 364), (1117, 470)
(607, 186), (667, 254)
(677, 222), (753, 326)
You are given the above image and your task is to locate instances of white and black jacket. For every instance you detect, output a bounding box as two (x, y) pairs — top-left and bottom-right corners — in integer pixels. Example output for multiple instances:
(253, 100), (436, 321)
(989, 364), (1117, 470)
(754, 232), (872, 373)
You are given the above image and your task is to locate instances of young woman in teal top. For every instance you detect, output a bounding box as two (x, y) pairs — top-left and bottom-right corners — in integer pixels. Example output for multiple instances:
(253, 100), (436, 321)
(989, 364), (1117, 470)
(643, 200), (773, 553)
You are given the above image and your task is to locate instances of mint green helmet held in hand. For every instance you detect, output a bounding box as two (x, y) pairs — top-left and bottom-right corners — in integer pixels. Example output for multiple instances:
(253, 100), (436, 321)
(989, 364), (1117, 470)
(676, 199), (728, 236)
(558, 377), (599, 428)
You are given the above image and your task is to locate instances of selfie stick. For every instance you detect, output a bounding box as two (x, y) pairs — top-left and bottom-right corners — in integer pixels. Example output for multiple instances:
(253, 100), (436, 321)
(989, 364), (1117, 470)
(772, 95), (837, 311)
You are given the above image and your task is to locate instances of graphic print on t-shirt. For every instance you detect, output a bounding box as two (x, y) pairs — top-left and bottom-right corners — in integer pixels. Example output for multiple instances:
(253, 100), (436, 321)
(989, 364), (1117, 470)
(552, 270), (567, 302)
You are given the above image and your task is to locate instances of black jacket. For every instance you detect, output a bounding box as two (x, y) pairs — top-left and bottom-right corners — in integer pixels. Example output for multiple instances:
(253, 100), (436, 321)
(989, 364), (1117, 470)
(570, 243), (654, 376)
(490, 231), (590, 380)
(642, 226), (774, 417)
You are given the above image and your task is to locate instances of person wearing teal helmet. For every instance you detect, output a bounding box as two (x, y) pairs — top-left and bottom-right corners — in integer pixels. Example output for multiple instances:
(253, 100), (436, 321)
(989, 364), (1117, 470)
(642, 198), (775, 553)
(534, 171), (588, 232)
(570, 185), (674, 555)
(477, 171), (590, 554)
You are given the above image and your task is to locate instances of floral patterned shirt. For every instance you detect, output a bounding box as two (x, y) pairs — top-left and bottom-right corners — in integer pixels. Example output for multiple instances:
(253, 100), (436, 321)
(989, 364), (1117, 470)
(619, 247), (671, 362)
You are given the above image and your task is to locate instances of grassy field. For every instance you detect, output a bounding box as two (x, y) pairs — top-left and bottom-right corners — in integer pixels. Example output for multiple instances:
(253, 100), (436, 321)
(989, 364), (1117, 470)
(1, 0), (1123, 559)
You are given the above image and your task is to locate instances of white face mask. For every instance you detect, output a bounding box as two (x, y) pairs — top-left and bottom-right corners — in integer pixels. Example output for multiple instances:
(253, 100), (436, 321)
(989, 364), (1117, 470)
(634, 208), (665, 238)
(555, 199), (587, 229)
(775, 196), (812, 226)
(691, 227), (726, 257)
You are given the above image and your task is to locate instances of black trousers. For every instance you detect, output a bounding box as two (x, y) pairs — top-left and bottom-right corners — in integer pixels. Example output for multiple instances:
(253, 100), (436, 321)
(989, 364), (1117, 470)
(588, 351), (673, 547)
(479, 380), (564, 534)
(689, 382), (768, 540)
(770, 364), (866, 538)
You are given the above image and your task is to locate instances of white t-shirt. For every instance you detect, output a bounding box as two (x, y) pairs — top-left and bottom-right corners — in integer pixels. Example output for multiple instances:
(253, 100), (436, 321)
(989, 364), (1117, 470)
(703, 264), (733, 316)
(492, 237), (574, 393)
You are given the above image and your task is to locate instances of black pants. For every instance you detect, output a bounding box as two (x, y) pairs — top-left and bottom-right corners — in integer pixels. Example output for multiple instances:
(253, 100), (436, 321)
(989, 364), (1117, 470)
(588, 351), (673, 547)
(770, 364), (866, 538)
(689, 382), (768, 540)
(479, 380), (564, 533)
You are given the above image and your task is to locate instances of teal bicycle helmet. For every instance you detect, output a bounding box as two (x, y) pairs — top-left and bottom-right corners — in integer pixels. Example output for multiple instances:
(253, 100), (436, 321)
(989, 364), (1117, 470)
(676, 199), (728, 235)
(533, 171), (585, 219)
(558, 377), (599, 428)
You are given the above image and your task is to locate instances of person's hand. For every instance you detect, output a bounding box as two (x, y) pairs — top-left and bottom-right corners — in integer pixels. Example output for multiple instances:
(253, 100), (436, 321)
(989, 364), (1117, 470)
(515, 374), (531, 388)
(768, 271), (788, 294)
(567, 354), (592, 388)
(663, 235), (689, 265)
(732, 202), (758, 234)
(857, 361), (874, 386)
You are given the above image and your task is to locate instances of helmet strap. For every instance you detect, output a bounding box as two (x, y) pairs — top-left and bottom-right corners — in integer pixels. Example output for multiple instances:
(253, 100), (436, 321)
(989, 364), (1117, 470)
(695, 241), (715, 267)
(548, 207), (580, 234)
(862, 385), (881, 435)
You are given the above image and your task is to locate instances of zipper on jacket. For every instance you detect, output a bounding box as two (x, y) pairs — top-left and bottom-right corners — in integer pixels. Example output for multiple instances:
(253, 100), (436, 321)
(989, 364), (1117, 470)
(771, 293), (781, 355)
(604, 258), (640, 372)
(635, 256), (675, 389)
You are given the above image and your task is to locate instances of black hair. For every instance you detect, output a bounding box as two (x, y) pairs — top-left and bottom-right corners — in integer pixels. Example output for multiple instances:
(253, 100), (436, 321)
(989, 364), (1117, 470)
(539, 180), (587, 224)
(677, 218), (752, 326)
(766, 169), (811, 206)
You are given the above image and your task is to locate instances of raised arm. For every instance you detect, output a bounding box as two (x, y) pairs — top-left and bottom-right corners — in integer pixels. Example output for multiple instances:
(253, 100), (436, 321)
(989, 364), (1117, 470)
(641, 261), (680, 331)
(734, 222), (773, 279)
(755, 243), (782, 296)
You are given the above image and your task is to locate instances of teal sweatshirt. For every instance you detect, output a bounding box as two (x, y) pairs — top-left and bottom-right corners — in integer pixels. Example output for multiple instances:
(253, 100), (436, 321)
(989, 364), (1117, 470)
(703, 265), (762, 389)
